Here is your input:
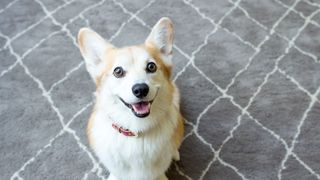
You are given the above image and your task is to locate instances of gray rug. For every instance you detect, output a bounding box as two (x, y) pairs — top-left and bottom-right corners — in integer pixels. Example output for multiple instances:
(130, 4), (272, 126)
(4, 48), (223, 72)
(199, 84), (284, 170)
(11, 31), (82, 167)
(1, 0), (320, 179)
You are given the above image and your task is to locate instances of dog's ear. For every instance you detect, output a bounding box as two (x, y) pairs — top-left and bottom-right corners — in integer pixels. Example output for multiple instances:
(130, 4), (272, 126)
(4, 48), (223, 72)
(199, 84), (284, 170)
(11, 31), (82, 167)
(145, 17), (174, 66)
(78, 28), (114, 82)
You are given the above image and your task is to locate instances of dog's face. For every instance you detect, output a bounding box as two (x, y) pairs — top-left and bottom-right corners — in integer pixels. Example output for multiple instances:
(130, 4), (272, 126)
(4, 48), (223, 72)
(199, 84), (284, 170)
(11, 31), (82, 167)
(78, 18), (174, 120)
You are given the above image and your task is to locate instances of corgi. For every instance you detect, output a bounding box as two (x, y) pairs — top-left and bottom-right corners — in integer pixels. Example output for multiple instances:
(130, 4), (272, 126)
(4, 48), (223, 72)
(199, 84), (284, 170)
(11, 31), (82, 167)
(77, 17), (184, 180)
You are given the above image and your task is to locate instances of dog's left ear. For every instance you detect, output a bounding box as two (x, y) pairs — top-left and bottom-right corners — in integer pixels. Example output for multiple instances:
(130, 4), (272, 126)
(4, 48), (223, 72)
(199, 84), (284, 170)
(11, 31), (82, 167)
(145, 17), (174, 66)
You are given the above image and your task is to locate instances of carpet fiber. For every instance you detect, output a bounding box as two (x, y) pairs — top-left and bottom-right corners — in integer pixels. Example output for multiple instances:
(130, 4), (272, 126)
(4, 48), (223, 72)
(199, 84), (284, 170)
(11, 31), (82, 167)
(1, 0), (320, 179)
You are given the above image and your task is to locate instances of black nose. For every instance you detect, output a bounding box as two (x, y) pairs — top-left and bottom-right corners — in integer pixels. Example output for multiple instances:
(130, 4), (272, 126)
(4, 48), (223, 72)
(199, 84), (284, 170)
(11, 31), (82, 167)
(132, 83), (149, 98)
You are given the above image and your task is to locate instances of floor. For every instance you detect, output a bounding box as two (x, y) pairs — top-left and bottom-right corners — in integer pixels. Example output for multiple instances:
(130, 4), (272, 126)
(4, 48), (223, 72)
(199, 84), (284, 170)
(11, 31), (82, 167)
(1, 0), (320, 179)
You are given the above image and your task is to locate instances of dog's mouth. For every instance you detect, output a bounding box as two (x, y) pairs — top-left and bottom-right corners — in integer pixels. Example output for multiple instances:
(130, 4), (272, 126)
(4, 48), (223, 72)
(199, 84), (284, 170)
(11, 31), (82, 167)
(118, 88), (159, 118)
(119, 98), (153, 118)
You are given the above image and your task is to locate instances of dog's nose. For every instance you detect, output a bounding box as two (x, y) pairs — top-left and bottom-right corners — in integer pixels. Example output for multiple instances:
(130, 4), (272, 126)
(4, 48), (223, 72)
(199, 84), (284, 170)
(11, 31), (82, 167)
(132, 83), (149, 98)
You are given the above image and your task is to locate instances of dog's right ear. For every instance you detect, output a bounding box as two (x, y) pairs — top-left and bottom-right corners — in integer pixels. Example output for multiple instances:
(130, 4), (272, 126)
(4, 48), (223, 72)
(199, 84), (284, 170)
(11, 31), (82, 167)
(78, 28), (114, 82)
(145, 17), (174, 67)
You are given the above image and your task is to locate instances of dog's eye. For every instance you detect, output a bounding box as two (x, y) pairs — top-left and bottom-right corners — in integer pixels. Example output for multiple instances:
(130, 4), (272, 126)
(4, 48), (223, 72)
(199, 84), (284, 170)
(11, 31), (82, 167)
(113, 67), (125, 78)
(146, 62), (157, 73)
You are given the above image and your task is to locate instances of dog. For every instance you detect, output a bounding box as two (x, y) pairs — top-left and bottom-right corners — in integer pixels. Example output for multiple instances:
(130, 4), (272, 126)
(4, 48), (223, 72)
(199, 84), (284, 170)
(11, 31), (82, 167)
(77, 17), (184, 180)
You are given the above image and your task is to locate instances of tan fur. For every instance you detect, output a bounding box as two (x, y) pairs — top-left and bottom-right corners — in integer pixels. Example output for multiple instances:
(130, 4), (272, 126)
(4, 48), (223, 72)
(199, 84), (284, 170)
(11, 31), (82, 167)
(172, 113), (184, 151)
(145, 44), (172, 79)
(87, 110), (96, 148)
(95, 49), (117, 89)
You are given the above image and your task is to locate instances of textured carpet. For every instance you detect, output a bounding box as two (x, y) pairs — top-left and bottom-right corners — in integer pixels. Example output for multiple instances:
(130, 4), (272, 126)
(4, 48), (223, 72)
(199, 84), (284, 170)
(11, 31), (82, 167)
(1, 0), (320, 179)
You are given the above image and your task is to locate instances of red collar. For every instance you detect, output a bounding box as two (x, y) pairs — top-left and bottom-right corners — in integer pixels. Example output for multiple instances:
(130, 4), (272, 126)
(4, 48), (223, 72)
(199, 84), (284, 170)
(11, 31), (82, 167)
(112, 123), (138, 137)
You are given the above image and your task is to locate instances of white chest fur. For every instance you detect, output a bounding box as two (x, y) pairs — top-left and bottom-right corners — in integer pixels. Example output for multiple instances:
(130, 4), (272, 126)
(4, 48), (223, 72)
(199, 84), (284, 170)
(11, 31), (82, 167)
(90, 111), (177, 180)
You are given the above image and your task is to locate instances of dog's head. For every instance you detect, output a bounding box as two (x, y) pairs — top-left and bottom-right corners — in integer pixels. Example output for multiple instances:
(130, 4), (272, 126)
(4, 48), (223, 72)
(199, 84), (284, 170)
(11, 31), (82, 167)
(78, 18), (175, 129)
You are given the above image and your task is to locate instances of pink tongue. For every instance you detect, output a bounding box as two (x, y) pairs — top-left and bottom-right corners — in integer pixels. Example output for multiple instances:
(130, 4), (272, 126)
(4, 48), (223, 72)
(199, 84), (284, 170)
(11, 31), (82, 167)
(132, 102), (150, 114)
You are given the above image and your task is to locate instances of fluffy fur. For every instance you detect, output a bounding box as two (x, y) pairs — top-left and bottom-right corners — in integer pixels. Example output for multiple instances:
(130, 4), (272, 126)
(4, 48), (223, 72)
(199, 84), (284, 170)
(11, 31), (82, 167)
(78, 17), (184, 180)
